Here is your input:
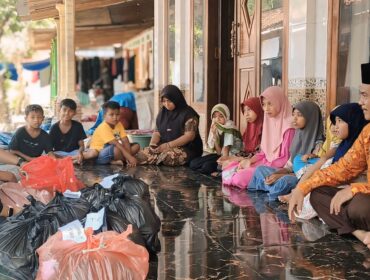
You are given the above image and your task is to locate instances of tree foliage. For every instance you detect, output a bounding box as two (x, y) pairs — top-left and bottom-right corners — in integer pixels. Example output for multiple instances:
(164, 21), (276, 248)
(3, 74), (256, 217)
(0, 0), (24, 40)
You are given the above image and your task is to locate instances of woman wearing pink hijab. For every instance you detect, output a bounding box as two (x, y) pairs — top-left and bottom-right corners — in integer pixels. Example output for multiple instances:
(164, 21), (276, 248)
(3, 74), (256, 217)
(222, 86), (295, 189)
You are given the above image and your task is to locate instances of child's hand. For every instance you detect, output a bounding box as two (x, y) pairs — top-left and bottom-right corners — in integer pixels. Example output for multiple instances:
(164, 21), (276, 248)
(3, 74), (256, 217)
(127, 156), (138, 167)
(48, 152), (56, 159)
(264, 173), (284, 185)
(238, 159), (251, 170)
(301, 153), (317, 162)
(76, 152), (84, 165)
(211, 123), (218, 134)
(217, 155), (229, 164)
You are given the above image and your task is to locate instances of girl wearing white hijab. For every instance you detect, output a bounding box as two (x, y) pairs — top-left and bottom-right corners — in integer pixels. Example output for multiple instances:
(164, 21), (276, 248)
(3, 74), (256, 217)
(190, 104), (242, 175)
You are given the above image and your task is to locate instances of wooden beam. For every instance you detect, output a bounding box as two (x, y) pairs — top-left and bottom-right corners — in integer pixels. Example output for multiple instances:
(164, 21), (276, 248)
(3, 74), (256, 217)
(23, 0), (135, 21)
(29, 24), (152, 49)
(75, 0), (133, 11)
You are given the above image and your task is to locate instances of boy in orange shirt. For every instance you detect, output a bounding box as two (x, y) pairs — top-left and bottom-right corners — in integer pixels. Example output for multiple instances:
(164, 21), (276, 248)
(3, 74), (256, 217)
(89, 101), (139, 166)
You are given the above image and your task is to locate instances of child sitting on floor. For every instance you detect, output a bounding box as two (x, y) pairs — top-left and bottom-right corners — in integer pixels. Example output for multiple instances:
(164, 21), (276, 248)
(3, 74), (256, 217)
(278, 112), (342, 204)
(9, 104), (54, 162)
(285, 103), (368, 219)
(289, 110), (342, 183)
(217, 97), (264, 169)
(189, 103), (243, 175)
(49, 98), (87, 164)
(222, 86), (295, 189)
(248, 101), (324, 201)
(89, 101), (140, 166)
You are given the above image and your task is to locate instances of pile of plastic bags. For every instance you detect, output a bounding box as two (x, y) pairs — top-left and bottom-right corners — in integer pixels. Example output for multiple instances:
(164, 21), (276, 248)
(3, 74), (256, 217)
(0, 169), (160, 280)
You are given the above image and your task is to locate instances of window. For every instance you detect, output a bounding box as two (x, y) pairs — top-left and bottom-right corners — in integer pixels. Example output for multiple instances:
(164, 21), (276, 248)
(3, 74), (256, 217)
(168, 0), (190, 88)
(193, 0), (205, 102)
(260, 0), (284, 92)
(336, 0), (370, 104)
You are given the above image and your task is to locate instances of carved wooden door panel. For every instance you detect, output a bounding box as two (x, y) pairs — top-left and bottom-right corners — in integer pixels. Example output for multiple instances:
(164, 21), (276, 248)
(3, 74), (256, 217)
(234, 0), (260, 131)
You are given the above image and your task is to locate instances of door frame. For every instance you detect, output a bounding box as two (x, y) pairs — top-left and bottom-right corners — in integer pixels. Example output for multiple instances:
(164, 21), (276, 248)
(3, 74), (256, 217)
(326, 0), (340, 115)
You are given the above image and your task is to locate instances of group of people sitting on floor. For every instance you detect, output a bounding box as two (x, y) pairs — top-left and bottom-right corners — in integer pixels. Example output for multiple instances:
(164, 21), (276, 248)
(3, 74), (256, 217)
(0, 64), (369, 249)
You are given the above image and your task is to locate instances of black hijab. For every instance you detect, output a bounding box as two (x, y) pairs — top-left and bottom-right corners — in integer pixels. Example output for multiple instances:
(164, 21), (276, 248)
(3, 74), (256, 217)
(330, 103), (368, 162)
(156, 85), (200, 142)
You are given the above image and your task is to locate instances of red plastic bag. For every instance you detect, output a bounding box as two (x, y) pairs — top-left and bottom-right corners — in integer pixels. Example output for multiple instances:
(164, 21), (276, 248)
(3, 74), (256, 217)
(0, 182), (54, 213)
(36, 225), (149, 280)
(20, 156), (84, 192)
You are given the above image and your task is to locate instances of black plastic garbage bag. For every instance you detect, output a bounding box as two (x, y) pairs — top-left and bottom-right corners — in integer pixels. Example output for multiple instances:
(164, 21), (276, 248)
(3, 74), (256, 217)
(45, 193), (90, 225)
(0, 199), (60, 279)
(111, 175), (149, 199)
(0, 253), (33, 280)
(109, 194), (161, 253)
(80, 183), (111, 211)
(106, 209), (146, 247)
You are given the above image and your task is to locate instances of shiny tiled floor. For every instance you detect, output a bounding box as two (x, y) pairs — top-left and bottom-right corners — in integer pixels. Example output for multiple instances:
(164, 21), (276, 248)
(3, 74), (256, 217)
(76, 165), (370, 280)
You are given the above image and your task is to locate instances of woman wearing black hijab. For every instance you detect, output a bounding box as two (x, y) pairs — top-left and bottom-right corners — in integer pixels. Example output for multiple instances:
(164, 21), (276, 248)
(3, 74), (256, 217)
(137, 85), (203, 166)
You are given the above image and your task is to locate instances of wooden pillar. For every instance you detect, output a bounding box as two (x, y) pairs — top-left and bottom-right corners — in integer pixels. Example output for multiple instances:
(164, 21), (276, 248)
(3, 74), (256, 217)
(56, 0), (76, 99)
(56, 0), (81, 119)
(55, 19), (62, 99)
(153, 0), (168, 117)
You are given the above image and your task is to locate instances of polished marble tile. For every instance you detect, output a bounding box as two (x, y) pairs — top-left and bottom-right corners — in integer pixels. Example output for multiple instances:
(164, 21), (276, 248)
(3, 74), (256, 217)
(75, 165), (370, 279)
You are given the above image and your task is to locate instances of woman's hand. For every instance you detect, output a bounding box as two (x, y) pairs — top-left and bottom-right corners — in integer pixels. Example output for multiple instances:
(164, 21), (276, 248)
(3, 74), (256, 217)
(149, 143), (158, 152)
(330, 186), (353, 215)
(154, 143), (171, 153)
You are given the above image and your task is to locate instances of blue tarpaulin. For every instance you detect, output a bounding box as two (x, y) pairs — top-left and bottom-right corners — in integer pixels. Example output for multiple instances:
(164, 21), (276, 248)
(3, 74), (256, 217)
(0, 58), (50, 81)
(0, 63), (18, 81)
(23, 58), (50, 71)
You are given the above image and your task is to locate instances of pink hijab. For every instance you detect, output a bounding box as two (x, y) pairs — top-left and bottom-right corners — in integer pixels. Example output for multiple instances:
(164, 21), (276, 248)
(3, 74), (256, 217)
(241, 97), (264, 153)
(260, 86), (293, 162)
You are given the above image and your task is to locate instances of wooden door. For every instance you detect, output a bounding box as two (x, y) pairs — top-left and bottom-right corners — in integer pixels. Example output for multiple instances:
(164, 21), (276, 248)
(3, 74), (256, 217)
(234, 0), (260, 131)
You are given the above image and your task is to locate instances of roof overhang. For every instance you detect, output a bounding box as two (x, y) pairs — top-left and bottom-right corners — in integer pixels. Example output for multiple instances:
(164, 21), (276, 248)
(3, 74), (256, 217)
(19, 0), (154, 49)
(30, 24), (153, 50)
(16, 0), (135, 21)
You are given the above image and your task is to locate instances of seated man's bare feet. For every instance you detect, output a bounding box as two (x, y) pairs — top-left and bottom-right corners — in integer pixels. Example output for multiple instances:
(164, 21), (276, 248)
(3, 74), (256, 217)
(278, 193), (291, 204)
(353, 230), (370, 249)
(363, 231), (370, 250)
(110, 160), (124, 166)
